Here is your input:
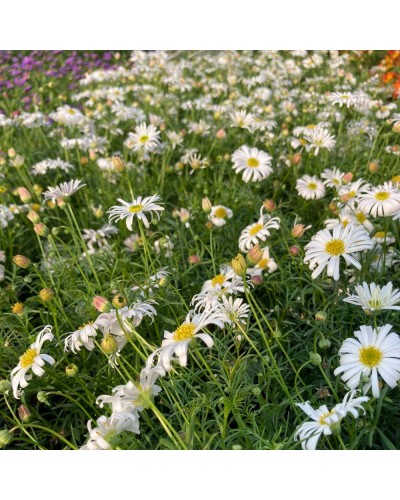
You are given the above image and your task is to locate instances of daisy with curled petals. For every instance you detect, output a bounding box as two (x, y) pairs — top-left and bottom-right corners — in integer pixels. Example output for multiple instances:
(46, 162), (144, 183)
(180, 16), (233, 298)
(108, 195), (164, 230)
(304, 223), (373, 281)
(343, 282), (400, 313)
(146, 308), (228, 371)
(303, 127), (336, 156)
(81, 413), (140, 450)
(64, 321), (100, 353)
(295, 390), (369, 450)
(231, 145), (273, 183)
(357, 182), (400, 218)
(334, 324), (400, 398)
(296, 175), (326, 200)
(218, 296), (250, 326)
(239, 216), (280, 252)
(208, 205), (233, 227)
(42, 179), (86, 203)
(11, 325), (55, 399)
(124, 123), (160, 152)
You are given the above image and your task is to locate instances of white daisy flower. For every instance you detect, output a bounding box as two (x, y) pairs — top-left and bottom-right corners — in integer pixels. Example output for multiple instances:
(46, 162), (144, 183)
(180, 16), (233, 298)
(229, 110), (255, 131)
(239, 216), (281, 252)
(328, 92), (357, 108)
(11, 325), (55, 399)
(108, 194), (164, 230)
(81, 413), (140, 450)
(343, 282), (400, 313)
(357, 182), (400, 218)
(208, 205), (233, 227)
(296, 175), (326, 200)
(324, 206), (374, 233)
(191, 269), (245, 311)
(295, 390), (369, 450)
(334, 324), (400, 398)
(304, 223), (373, 281)
(371, 231), (396, 246)
(64, 321), (100, 353)
(42, 179), (86, 202)
(304, 127), (336, 156)
(218, 296), (250, 325)
(124, 123), (160, 152)
(147, 308), (228, 371)
(231, 145), (273, 183)
(321, 167), (345, 188)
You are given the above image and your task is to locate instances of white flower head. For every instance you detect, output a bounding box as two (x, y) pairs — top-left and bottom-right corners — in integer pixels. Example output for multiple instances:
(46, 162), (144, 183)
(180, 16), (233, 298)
(239, 216), (280, 252)
(42, 179), (86, 202)
(231, 145), (273, 183)
(296, 175), (326, 200)
(343, 282), (400, 313)
(108, 194), (164, 230)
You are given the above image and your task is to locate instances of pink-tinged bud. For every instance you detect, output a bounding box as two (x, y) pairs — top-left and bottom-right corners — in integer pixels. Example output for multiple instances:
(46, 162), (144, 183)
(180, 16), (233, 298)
(178, 208), (190, 223)
(89, 150), (97, 161)
(368, 161), (379, 174)
(289, 245), (300, 256)
(13, 255), (31, 269)
(17, 187), (32, 203)
(263, 199), (276, 212)
(342, 172), (353, 184)
(188, 255), (201, 265)
(111, 156), (125, 172)
(93, 296), (111, 312)
(251, 275), (263, 286)
(247, 244), (263, 266)
(339, 193), (351, 203)
(160, 123), (167, 131)
(328, 202), (339, 215)
(216, 128), (226, 139)
(291, 224), (306, 238)
(56, 198), (66, 208)
(18, 404), (31, 422)
(291, 153), (302, 165)
(7, 148), (16, 158)
(202, 197), (212, 214)
(34, 223), (48, 237)
(393, 122), (400, 133)
(27, 210), (40, 223)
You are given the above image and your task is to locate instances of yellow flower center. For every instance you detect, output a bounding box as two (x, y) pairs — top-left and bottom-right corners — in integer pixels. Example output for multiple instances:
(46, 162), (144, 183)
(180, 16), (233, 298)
(247, 157), (260, 168)
(356, 212), (367, 223)
(368, 299), (382, 309)
(211, 274), (225, 287)
(173, 322), (196, 341)
(67, 109), (76, 114)
(348, 190), (356, 198)
(79, 321), (94, 330)
(139, 135), (149, 143)
(319, 409), (335, 426)
(258, 258), (269, 268)
(359, 346), (382, 368)
(214, 207), (227, 219)
(375, 191), (390, 201)
(342, 219), (349, 228)
(307, 182), (317, 190)
(20, 348), (38, 368)
(249, 223), (263, 236)
(129, 204), (144, 213)
(374, 231), (385, 239)
(325, 238), (345, 256)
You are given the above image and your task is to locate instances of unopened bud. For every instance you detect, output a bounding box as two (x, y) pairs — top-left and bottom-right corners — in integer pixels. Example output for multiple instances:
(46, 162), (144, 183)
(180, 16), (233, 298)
(309, 352), (322, 365)
(246, 244), (263, 266)
(0, 379), (11, 394)
(27, 210), (40, 223)
(17, 187), (31, 202)
(80, 156), (89, 166)
(329, 202), (339, 215)
(89, 150), (97, 161)
(263, 199), (276, 212)
(111, 156), (125, 172)
(7, 148), (16, 158)
(188, 255), (201, 265)
(37, 391), (49, 404)
(392, 122), (400, 134)
(315, 311), (328, 322)
(12, 302), (24, 315)
(318, 338), (331, 349)
(12, 155), (25, 168)
(93, 296), (111, 312)
(252, 387), (262, 397)
(205, 221), (214, 230)
(342, 172), (353, 184)
(368, 161), (379, 174)
(18, 404), (31, 422)
(112, 294), (127, 309)
(33, 184), (43, 196)
(13, 255), (31, 269)
(39, 288), (54, 302)
(291, 153), (302, 165)
(65, 363), (79, 377)
(291, 224), (306, 238)
(289, 245), (300, 256)
(0, 429), (13, 448)
(101, 334), (118, 354)
(251, 275), (263, 286)
(34, 223), (49, 237)
(231, 254), (247, 276)
(216, 128), (226, 139)
(202, 197), (212, 214)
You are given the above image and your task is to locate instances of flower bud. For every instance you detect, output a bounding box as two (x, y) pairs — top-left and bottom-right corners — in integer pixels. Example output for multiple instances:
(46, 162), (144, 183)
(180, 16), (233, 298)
(93, 296), (111, 312)
(291, 152), (302, 165)
(11, 155), (25, 168)
(315, 311), (327, 322)
(34, 223), (49, 237)
(205, 221), (214, 230)
(18, 404), (31, 422)
(111, 156), (125, 172)
(202, 197), (212, 214)
(246, 244), (263, 266)
(89, 150), (97, 161)
(368, 161), (379, 174)
(251, 275), (263, 286)
(12, 302), (24, 315)
(318, 338), (331, 349)
(39, 288), (54, 302)
(309, 352), (322, 365)
(252, 387), (262, 397)
(289, 245), (300, 256)
(13, 255), (31, 269)
(0, 429), (13, 448)
(0, 379), (11, 394)
(33, 185), (43, 196)
(342, 172), (353, 184)
(188, 255), (201, 265)
(392, 122), (400, 133)
(31, 203), (41, 213)
(232, 444), (242, 450)
(112, 294), (127, 309)
(27, 210), (40, 223)
(37, 391), (49, 404)
(17, 187), (31, 202)
(7, 148), (16, 158)
(216, 128), (226, 139)
(231, 254), (247, 276)
(80, 156), (89, 166)
(263, 199), (276, 212)
(291, 224), (306, 238)
(65, 363), (79, 377)
(101, 334), (118, 354)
